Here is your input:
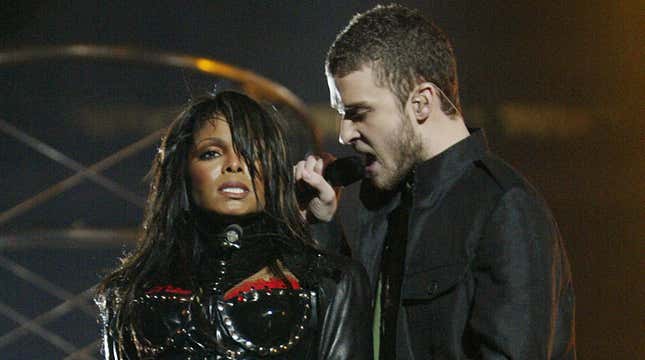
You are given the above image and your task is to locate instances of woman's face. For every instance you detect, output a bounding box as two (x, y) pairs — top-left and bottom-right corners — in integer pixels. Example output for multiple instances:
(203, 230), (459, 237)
(188, 116), (265, 216)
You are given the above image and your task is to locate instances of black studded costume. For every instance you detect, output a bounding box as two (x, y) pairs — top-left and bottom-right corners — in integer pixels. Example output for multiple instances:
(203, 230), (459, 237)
(98, 214), (372, 359)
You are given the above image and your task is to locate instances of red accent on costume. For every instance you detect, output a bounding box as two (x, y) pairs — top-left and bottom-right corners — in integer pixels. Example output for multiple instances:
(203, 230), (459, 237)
(223, 276), (300, 301)
(146, 285), (192, 295)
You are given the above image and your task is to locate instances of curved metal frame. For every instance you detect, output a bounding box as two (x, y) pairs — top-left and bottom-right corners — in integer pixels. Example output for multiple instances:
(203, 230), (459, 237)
(0, 44), (321, 147)
(0, 44), (322, 243)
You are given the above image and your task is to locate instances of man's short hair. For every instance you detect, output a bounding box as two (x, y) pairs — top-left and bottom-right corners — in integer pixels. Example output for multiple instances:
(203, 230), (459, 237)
(326, 4), (461, 115)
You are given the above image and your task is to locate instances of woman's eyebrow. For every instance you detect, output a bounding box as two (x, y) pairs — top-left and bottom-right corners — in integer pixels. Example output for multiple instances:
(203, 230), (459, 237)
(194, 137), (227, 148)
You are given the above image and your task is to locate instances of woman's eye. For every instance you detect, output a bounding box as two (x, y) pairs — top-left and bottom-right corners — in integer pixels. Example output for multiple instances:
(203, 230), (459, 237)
(198, 150), (221, 160)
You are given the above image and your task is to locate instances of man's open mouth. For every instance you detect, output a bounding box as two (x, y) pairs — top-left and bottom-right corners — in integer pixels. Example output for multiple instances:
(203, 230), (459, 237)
(365, 153), (377, 167)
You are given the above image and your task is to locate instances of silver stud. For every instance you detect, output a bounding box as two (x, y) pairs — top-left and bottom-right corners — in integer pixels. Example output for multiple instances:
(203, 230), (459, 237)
(225, 230), (239, 243)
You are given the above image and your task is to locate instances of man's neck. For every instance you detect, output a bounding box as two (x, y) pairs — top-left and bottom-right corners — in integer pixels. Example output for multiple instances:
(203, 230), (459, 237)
(421, 115), (469, 161)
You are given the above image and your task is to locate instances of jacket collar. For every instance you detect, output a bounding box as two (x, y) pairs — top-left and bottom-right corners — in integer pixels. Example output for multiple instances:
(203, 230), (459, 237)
(410, 128), (489, 200)
(359, 129), (489, 211)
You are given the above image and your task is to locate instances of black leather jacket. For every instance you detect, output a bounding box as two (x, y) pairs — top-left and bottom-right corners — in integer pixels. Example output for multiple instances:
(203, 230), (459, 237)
(358, 130), (575, 359)
(98, 218), (372, 359)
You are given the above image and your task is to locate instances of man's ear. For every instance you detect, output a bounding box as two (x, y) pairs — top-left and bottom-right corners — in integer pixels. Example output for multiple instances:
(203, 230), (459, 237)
(410, 83), (434, 122)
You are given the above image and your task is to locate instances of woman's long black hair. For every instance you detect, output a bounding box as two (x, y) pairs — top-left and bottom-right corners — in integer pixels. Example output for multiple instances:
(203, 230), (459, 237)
(96, 91), (315, 355)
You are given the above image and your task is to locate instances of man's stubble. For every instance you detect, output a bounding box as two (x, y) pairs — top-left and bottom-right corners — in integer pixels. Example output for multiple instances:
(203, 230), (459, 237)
(376, 113), (423, 190)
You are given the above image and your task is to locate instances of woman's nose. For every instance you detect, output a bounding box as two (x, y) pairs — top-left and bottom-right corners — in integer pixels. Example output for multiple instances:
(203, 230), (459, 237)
(224, 155), (244, 173)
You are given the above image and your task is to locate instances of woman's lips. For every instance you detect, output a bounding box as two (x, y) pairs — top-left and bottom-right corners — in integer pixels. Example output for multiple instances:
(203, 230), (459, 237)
(218, 182), (250, 199)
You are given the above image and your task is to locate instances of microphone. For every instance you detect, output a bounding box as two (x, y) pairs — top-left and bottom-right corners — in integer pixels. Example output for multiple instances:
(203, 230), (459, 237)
(296, 155), (365, 203)
(323, 155), (365, 187)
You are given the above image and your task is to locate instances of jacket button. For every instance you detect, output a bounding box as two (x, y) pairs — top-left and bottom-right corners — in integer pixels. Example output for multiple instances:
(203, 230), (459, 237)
(428, 282), (438, 295)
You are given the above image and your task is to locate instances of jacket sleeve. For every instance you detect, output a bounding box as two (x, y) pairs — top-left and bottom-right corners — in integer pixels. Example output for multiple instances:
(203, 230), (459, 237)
(96, 292), (137, 360)
(318, 260), (373, 360)
(470, 187), (576, 359)
(311, 215), (352, 257)
(97, 293), (119, 360)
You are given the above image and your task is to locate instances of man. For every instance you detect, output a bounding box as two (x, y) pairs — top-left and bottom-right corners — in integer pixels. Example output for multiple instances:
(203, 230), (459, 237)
(296, 4), (576, 359)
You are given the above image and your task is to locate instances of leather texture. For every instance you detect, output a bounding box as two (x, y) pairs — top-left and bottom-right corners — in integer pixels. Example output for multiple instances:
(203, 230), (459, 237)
(98, 218), (372, 359)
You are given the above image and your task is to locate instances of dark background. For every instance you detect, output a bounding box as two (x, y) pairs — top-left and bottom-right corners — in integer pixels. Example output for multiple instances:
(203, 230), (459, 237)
(0, 1), (642, 359)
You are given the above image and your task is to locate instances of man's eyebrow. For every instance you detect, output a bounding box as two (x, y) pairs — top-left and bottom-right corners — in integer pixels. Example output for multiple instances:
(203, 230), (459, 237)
(342, 102), (372, 117)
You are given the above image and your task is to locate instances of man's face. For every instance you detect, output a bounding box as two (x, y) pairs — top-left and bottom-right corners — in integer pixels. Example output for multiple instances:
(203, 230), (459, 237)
(329, 65), (422, 190)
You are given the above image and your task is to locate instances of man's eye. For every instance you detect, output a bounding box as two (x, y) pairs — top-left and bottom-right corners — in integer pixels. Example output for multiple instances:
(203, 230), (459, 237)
(346, 111), (368, 122)
(199, 150), (221, 160)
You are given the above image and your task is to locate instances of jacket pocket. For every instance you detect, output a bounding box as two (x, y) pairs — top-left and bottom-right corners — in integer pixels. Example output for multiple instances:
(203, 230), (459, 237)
(400, 262), (470, 358)
(401, 262), (469, 304)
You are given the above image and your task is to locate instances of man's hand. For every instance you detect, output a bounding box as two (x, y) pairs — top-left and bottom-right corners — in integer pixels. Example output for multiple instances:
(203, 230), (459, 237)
(293, 154), (338, 222)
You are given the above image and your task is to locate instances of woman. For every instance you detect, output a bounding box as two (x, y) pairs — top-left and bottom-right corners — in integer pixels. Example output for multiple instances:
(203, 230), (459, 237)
(96, 91), (371, 359)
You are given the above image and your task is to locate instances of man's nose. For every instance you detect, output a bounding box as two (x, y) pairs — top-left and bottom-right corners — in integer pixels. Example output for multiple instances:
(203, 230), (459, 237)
(338, 119), (359, 145)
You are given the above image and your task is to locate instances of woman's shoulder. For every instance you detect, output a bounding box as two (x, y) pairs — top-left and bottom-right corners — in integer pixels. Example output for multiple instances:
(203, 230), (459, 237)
(95, 279), (125, 308)
(97, 277), (194, 305)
